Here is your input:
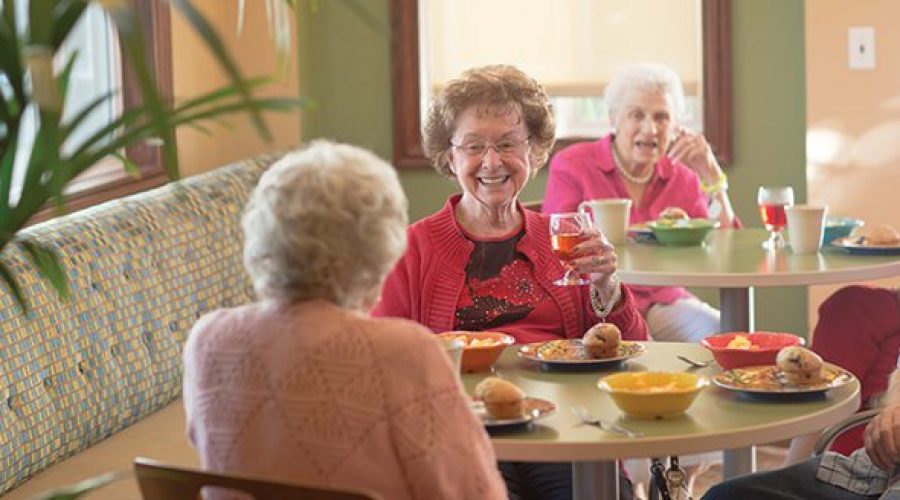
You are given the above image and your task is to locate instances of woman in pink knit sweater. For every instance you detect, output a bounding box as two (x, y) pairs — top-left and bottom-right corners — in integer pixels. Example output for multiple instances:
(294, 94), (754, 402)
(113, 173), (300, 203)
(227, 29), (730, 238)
(183, 141), (506, 499)
(372, 65), (647, 500)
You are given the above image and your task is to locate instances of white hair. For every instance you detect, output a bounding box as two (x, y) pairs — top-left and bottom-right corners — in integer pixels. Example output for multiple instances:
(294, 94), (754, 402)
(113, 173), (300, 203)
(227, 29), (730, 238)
(604, 62), (687, 121)
(242, 141), (408, 309)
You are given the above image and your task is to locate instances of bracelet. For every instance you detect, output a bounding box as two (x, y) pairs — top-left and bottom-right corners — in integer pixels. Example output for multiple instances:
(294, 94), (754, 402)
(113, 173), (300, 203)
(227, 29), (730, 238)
(700, 171), (728, 195)
(590, 274), (622, 320)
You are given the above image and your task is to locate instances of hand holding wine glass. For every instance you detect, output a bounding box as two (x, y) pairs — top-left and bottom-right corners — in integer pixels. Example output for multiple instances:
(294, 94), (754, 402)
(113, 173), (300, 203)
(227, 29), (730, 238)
(757, 186), (794, 249)
(550, 212), (592, 286)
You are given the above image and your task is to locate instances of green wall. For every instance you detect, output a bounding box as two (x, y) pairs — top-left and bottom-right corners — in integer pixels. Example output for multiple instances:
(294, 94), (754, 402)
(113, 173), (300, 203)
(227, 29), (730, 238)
(296, 0), (808, 335)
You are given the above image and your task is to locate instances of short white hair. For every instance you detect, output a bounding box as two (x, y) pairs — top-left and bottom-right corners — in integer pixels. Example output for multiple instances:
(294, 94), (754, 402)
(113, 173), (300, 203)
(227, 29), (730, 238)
(604, 62), (687, 121)
(242, 141), (408, 308)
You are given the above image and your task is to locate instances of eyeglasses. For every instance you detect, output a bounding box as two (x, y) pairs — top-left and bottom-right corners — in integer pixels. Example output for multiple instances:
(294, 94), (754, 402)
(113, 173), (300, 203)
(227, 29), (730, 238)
(450, 137), (530, 159)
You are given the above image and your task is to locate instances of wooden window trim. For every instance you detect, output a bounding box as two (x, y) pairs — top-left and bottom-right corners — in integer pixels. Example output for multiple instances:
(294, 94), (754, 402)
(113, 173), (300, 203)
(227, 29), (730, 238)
(390, 0), (732, 169)
(32, 0), (173, 222)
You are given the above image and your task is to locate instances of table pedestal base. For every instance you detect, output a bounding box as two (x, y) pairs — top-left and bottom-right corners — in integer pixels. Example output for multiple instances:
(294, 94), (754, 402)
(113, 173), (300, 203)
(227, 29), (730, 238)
(724, 446), (757, 479)
(573, 460), (618, 500)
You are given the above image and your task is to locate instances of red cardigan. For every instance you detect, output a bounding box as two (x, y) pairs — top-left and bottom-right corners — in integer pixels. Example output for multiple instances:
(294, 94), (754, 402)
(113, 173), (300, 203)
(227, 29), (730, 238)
(372, 195), (649, 344)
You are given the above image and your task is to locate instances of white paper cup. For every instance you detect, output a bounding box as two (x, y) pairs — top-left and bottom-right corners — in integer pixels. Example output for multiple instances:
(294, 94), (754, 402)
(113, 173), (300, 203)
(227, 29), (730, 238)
(785, 205), (828, 254)
(440, 337), (464, 375)
(578, 198), (633, 244)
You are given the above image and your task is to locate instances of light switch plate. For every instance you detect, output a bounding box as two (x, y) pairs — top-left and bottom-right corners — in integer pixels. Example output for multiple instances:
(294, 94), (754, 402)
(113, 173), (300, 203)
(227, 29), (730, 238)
(848, 27), (876, 70)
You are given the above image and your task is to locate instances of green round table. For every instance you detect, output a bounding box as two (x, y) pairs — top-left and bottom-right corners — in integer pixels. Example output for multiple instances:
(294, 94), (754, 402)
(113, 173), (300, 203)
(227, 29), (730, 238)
(463, 342), (860, 500)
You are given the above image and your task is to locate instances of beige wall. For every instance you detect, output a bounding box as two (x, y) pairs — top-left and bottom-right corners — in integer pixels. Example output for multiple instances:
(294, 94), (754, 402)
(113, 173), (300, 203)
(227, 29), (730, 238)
(806, 0), (900, 330)
(171, 1), (300, 176)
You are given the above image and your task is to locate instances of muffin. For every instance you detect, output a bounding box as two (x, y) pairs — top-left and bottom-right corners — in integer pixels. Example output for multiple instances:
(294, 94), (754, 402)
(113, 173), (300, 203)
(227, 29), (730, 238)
(582, 323), (622, 359)
(659, 206), (690, 222)
(776, 346), (823, 385)
(867, 224), (900, 246)
(474, 377), (525, 420)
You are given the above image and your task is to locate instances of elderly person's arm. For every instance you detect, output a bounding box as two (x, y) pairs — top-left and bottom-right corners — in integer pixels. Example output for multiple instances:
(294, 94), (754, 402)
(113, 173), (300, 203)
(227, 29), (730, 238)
(571, 227), (649, 340)
(866, 370), (900, 471)
(668, 128), (739, 229)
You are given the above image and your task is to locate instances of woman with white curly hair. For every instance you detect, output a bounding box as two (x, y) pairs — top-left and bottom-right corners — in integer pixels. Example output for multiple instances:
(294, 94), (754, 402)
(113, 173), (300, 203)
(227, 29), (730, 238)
(543, 62), (741, 343)
(182, 141), (506, 500)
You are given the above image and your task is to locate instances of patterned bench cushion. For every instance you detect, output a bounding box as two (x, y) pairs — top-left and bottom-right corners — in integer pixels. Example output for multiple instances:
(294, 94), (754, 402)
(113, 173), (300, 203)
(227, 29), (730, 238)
(0, 154), (277, 495)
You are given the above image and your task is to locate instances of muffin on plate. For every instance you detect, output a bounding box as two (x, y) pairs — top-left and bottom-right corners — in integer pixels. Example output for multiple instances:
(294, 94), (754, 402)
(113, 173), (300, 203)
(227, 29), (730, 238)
(776, 346), (823, 384)
(582, 323), (621, 359)
(868, 224), (900, 246)
(474, 377), (525, 420)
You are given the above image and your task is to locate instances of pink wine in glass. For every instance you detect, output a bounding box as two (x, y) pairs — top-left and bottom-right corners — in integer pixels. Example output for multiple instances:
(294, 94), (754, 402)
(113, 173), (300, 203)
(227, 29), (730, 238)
(757, 186), (794, 249)
(758, 203), (788, 233)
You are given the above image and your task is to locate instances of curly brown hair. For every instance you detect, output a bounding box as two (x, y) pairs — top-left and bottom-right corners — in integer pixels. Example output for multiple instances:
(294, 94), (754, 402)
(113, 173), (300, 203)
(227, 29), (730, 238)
(422, 65), (555, 178)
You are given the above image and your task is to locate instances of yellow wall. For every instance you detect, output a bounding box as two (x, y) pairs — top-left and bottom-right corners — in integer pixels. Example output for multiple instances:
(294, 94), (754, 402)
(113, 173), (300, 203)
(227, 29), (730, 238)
(806, 0), (900, 331)
(171, 1), (300, 176)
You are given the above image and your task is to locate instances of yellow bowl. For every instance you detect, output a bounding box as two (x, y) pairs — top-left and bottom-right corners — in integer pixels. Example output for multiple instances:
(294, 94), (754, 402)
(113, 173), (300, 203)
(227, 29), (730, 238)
(598, 372), (708, 419)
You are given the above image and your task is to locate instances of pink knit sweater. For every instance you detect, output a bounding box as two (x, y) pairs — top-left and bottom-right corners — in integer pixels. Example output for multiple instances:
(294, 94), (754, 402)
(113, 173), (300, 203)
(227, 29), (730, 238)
(372, 195), (649, 343)
(183, 299), (506, 499)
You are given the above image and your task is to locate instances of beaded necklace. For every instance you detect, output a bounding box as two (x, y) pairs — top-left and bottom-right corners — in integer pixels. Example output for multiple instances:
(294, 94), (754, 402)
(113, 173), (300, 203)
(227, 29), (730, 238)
(611, 141), (654, 185)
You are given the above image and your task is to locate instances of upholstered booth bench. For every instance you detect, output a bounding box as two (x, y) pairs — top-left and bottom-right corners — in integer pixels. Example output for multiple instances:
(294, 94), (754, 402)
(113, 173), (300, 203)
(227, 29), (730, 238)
(0, 155), (276, 499)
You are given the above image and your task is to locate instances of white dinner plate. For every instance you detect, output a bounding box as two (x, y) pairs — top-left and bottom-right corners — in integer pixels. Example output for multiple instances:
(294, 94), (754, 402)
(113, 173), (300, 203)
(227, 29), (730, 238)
(473, 397), (557, 429)
(517, 340), (645, 368)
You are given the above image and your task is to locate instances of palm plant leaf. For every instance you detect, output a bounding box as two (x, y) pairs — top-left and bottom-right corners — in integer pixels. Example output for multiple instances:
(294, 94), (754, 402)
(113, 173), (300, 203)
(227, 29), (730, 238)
(104, 5), (178, 179)
(0, 261), (26, 312)
(171, 0), (271, 140)
(20, 240), (67, 300)
(0, 0), (303, 313)
(49, 0), (86, 48)
(0, 129), (16, 210)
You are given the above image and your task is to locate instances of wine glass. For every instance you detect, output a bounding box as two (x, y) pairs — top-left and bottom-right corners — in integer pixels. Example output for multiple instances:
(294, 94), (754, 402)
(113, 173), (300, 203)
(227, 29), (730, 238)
(757, 186), (794, 249)
(550, 212), (592, 286)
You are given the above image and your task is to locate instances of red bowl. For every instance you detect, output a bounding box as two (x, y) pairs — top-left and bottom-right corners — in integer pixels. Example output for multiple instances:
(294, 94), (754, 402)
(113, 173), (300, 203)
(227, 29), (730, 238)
(437, 331), (515, 372)
(701, 332), (805, 369)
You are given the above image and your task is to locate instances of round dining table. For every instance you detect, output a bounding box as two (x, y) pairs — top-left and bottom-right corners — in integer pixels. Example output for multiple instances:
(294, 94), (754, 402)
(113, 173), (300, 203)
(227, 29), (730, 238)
(463, 341), (860, 500)
(615, 228), (899, 477)
(618, 228), (900, 334)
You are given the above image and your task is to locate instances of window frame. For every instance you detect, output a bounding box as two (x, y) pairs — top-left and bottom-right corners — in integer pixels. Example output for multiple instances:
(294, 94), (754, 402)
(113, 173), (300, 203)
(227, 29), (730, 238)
(390, 0), (732, 169)
(32, 0), (173, 221)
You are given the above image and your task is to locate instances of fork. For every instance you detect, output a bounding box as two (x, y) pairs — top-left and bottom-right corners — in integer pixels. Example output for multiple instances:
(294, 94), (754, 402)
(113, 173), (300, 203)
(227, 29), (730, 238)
(676, 355), (712, 370)
(571, 406), (643, 438)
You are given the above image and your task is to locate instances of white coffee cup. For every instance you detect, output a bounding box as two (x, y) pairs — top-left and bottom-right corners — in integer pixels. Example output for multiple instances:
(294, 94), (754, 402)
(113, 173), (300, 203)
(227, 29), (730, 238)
(440, 337), (464, 375)
(785, 205), (828, 254)
(578, 198), (633, 244)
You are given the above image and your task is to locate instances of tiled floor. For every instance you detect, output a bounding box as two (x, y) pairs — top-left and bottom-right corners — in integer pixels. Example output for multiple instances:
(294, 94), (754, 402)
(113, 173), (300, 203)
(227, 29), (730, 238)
(633, 444), (788, 499)
(691, 445), (788, 497)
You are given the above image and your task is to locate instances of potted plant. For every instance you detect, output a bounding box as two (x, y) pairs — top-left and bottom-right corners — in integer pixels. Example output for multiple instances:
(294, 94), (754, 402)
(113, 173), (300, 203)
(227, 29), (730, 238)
(0, 0), (299, 312)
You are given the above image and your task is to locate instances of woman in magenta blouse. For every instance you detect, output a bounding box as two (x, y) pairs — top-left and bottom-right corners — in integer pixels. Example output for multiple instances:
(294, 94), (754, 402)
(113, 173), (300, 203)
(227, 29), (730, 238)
(543, 62), (740, 343)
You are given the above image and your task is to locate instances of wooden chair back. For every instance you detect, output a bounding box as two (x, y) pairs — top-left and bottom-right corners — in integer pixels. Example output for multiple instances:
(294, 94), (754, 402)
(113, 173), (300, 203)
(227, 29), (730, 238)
(134, 457), (384, 500)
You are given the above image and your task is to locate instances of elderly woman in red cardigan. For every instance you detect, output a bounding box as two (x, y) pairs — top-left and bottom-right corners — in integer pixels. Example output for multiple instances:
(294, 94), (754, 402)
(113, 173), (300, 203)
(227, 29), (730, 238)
(372, 65), (648, 500)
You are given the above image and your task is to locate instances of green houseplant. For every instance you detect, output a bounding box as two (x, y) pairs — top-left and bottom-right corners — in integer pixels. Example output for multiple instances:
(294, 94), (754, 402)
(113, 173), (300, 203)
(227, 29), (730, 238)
(0, 0), (299, 312)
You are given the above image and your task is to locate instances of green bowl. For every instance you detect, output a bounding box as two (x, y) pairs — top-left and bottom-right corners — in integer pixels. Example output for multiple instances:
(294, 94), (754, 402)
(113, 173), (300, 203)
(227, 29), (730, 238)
(823, 217), (864, 245)
(646, 219), (718, 246)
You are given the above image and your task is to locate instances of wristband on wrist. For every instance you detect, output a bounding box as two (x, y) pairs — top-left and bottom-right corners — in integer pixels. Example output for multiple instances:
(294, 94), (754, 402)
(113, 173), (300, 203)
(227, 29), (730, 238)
(590, 274), (622, 320)
(700, 171), (728, 195)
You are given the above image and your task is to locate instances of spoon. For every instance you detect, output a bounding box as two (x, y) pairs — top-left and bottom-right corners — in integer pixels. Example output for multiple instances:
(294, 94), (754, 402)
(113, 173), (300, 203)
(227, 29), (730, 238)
(677, 355), (712, 369)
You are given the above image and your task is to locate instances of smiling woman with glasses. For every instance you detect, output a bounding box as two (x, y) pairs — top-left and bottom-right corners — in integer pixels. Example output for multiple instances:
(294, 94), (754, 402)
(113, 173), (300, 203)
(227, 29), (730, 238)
(450, 136), (531, 159)
(372, 64), (648, 500)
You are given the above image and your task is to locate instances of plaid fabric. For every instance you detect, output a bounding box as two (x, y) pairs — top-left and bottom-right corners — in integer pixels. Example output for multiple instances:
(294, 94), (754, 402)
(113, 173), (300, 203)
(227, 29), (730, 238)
(0, 154), (278, 495)
(816, 448), (900, 497)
